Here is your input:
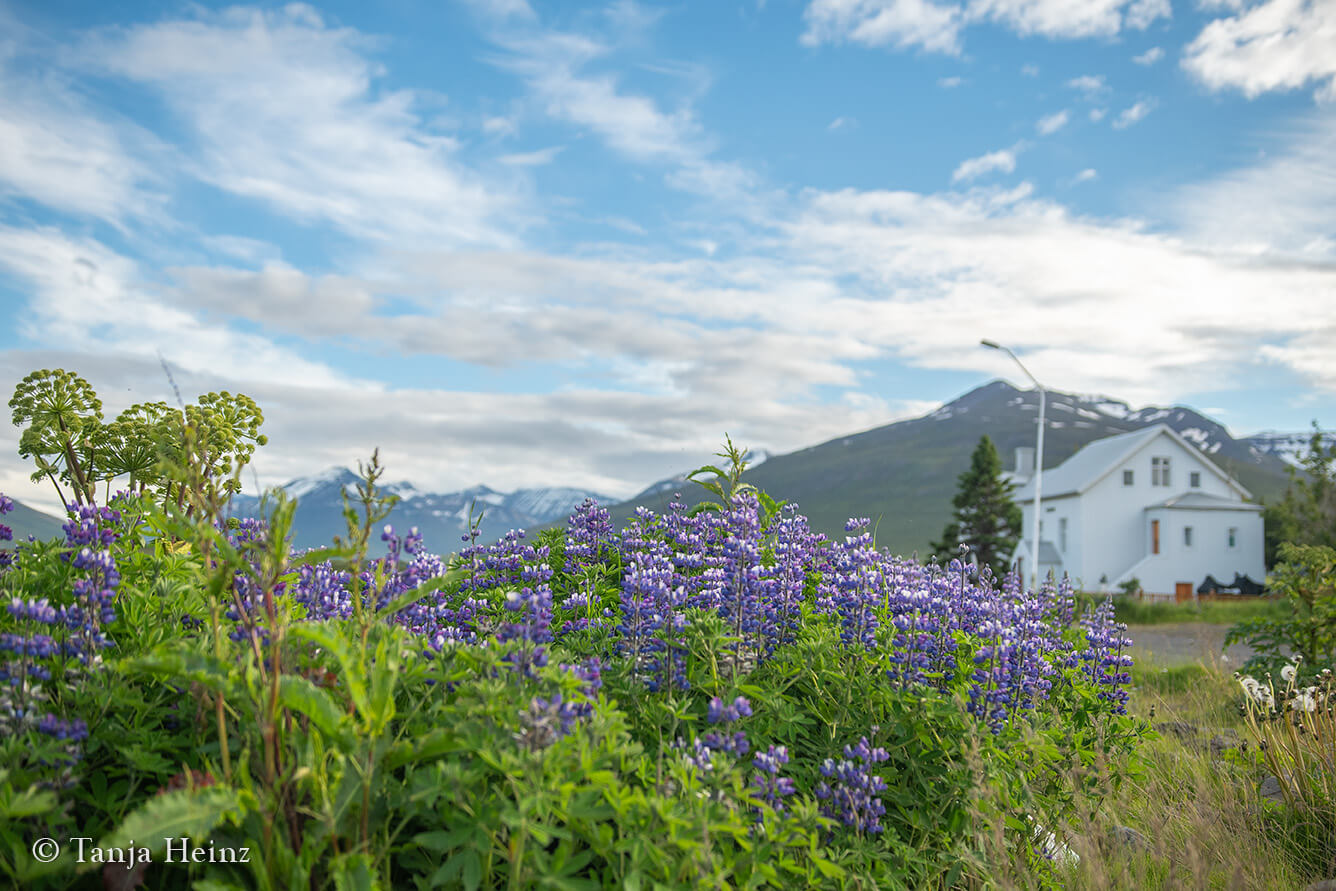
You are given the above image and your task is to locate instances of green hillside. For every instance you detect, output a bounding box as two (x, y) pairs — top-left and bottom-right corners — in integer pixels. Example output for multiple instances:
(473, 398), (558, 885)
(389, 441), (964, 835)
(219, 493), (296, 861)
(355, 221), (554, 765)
(3, 498), (67, 544)
(603, 381), (1294, 559)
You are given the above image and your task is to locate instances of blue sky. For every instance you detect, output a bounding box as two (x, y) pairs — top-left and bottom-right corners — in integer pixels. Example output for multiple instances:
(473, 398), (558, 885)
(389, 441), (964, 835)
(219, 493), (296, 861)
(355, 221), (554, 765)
(0, 0), (1333, 513)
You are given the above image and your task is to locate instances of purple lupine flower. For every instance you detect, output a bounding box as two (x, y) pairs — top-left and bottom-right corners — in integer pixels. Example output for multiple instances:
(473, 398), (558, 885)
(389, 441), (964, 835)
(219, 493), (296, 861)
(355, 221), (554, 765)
(564, 498), (617, 572)
(815, 737), (891, 834)
(707, 695), (753, 724)
(751, 745), (797, 812)
(1078, 596), (1134, 714)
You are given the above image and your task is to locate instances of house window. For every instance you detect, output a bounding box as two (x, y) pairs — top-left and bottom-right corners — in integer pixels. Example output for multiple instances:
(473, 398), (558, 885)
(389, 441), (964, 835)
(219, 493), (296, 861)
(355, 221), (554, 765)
(1228, 527), (1237, 549)
(1152, 456), (1171, 486)
(1059, 518), (1068, 553)
(1190, 471), (1201, 488)
(1151, 519), (1160, 555)
(1184, 526), (1193, 547)
(1123, 470), (1134, 486)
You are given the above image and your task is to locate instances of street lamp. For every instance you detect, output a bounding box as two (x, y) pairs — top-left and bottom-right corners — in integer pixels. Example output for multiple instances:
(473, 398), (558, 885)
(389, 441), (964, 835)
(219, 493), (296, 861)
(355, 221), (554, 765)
(981, 339), (1046, 591)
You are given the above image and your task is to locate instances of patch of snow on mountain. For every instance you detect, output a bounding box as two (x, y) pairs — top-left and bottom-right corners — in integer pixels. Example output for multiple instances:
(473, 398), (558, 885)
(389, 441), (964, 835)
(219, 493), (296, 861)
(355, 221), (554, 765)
(1208, 442), (1222, 454)
(1244, 431), (1336, 467)
(1051, 401), (1075, 413)
(287, 467), (351, 499)
(1179, 428), (1209, 447)
(1094, 401), (1130, 419)
(743, 449), (770, 468)
(384, 480), (422, 499)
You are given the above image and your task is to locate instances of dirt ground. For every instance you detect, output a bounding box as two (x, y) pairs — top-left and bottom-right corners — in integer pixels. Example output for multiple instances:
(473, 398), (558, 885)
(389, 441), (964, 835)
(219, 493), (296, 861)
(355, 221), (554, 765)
(1124, 622), (1265, 670)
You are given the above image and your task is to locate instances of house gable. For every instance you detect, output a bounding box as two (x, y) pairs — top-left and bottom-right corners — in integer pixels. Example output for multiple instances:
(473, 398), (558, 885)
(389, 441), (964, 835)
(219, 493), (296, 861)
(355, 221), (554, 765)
(1079, 426), (1251, 501)
(1013, 424), (1251, 504)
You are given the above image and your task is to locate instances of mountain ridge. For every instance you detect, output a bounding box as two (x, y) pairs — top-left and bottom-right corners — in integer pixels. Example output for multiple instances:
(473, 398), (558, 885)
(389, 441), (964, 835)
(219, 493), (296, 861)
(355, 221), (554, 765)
(0, 381), (1324, 557)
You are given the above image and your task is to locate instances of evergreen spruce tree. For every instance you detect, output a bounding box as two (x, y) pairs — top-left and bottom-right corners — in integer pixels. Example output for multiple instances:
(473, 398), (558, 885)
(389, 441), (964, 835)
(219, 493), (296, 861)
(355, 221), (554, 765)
(932, 435), (1023, 579)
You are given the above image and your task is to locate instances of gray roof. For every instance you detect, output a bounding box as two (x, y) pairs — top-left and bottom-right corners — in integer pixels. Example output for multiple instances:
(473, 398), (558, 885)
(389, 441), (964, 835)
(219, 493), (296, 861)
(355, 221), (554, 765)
(1147, 492), (1264, 512)
(1013, 424), (1251, 502)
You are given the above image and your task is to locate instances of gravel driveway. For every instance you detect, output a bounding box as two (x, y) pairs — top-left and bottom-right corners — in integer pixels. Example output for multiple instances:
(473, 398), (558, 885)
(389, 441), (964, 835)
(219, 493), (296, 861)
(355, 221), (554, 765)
(1124, 622), (1265, 670)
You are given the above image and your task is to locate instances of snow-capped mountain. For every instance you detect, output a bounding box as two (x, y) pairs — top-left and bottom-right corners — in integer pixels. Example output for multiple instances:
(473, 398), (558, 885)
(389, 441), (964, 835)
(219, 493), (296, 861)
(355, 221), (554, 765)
(226, 470), (613, 554)
(1241, 430), (1336, 468)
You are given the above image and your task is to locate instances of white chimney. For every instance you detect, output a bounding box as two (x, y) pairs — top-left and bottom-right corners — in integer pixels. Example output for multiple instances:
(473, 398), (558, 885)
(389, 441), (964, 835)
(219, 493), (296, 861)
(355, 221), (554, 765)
(1014, 446), (1035, 479)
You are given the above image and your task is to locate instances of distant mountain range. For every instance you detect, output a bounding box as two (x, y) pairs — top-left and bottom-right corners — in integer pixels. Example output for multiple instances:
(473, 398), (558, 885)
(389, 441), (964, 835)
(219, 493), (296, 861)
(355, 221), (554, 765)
(225, 470), (614, 554)
(0, 380), (1325, 558)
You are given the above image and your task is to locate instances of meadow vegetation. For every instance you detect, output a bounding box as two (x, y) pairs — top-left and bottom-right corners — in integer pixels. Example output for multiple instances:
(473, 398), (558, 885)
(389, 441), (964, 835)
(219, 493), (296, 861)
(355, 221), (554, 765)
(0, 369), (1332, 890)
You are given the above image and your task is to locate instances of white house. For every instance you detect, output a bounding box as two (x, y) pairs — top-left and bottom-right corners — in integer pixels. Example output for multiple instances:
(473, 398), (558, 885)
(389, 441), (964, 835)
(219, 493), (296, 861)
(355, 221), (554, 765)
(1006, 425), (1265, 598)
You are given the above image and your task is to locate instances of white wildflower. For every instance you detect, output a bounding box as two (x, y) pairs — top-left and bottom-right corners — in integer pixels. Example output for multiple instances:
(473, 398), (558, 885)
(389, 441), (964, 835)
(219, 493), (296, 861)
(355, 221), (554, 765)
(1280, 663), (1297, 683)
(1291, 687), (1318, 713)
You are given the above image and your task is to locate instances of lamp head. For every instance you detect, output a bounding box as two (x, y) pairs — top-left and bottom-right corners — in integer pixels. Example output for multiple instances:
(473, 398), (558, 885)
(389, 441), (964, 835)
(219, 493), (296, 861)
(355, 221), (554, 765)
(980, 339), (1001, 350)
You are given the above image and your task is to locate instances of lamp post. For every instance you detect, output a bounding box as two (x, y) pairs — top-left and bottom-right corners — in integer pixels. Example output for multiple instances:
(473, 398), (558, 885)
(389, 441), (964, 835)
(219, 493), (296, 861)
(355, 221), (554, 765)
(981, 339), (1045, 591)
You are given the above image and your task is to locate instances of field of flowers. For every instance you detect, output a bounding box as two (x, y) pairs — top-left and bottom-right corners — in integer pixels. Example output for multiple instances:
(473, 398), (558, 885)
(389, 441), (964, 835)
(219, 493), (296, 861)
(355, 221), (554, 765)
(0, 428), (1155, 890)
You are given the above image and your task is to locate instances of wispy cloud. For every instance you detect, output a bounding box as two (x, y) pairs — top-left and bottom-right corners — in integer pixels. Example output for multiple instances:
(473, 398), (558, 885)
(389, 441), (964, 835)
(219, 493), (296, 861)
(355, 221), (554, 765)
(483, 20), (759, 204)
(1072, 168), (1098, 183)
(1133, 46), (1164, 65)
(952, 148), (1017, 182)
(499, 146), (564, 166)
(1067, 74), (1108, 97)
(79, 6), (525, 248)
(1113, 98), (1156, 129)
(1036, 109), (1069, 135)
(800, 0), (1168, 55)
(938, 75), (964, 88)
(801, 0), (964, 55)
(0, 46), (168, 227)
(828, 116), (857, 130)
(1021, 63), (1040, 76)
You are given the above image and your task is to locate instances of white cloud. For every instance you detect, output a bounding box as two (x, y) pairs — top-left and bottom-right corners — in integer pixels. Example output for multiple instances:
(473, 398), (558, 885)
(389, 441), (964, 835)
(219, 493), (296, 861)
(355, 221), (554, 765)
(1170, 112), (1336, 258)
(1021, 63), (1040, 76)
(800, 0), (1168, 52)
(952, 148), (1017, 182)
(1073, 168), (1099, 183)
(79, 6), (524, 248)
(1036, 109), (1069, 134)
(499, 146), (564, 165)
(488, 27), (759, 203)
(828, 116), (857, 130)
(1133, 46), (1164, 65)
(801, 0), (965, 54)
(780, 186), (1336, 404)
(966, 0), (1168, 39)
(1113, 98), (1156, 128)
(0, 226), (356, 391)
(1089, 107), (1108, 121)
(1183, 0), (1336, 102)
(938, 75), (965, 87)
(1067, 74), (1108, 97)
(0, 53), (167, 226)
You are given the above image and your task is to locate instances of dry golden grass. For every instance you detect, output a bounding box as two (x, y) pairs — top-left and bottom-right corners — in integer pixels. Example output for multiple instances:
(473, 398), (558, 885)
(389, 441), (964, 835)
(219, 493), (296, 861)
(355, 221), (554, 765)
(984, 650), (1326, 891)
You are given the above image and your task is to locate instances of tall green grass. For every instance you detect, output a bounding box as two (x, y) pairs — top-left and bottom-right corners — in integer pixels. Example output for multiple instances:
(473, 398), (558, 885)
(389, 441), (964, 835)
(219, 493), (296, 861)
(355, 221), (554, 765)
(1075, 593), (1288, 627)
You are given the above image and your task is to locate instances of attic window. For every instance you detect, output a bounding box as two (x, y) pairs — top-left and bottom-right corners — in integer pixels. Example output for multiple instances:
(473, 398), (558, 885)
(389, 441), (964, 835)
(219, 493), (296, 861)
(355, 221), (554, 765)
(1190, 471), (1201, 488)
(1123, 470), (1134, 486)
(1152, 456), (1171, 487)
(1184, 526), (1193, 547)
